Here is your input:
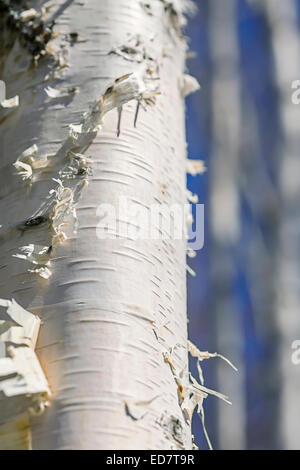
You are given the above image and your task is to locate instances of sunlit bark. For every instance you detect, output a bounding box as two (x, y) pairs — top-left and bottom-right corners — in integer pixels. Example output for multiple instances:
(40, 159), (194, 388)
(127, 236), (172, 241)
(0, 0), (192, 450)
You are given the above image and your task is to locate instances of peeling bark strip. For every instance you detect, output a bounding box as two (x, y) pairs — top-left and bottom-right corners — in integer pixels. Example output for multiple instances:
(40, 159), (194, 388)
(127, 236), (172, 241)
(0, 0), (56, 63)
(0, 298), (50, 450)
(0, 0), (219, 450)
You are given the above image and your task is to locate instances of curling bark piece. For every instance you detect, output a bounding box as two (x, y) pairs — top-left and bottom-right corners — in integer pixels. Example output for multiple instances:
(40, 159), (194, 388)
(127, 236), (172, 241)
(0, 298), (51, 426)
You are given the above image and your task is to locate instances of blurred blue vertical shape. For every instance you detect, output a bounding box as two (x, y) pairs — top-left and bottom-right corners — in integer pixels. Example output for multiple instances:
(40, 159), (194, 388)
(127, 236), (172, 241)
(185, 0), (300, 450)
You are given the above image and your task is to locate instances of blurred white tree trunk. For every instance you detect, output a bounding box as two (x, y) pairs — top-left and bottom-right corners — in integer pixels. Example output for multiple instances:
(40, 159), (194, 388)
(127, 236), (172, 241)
(0, 0), (192, 450)
(208, 0), (246, 450)
(262, 0), (300, 450)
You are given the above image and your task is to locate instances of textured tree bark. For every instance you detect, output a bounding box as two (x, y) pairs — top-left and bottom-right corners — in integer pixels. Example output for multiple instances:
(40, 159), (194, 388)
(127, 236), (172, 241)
(0, 0), (192, 450)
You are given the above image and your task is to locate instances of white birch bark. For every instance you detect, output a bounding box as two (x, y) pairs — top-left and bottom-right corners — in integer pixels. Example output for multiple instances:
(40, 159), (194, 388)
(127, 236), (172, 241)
(0, 0), (193, 450)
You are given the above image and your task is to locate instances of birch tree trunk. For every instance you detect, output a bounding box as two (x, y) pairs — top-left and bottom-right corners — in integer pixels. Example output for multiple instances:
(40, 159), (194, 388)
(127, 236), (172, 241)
(0, 0), (193, 450)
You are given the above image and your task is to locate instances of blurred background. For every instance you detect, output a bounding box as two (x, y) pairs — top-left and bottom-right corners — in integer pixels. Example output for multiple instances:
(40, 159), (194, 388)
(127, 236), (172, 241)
(186, 0), (300, 450)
